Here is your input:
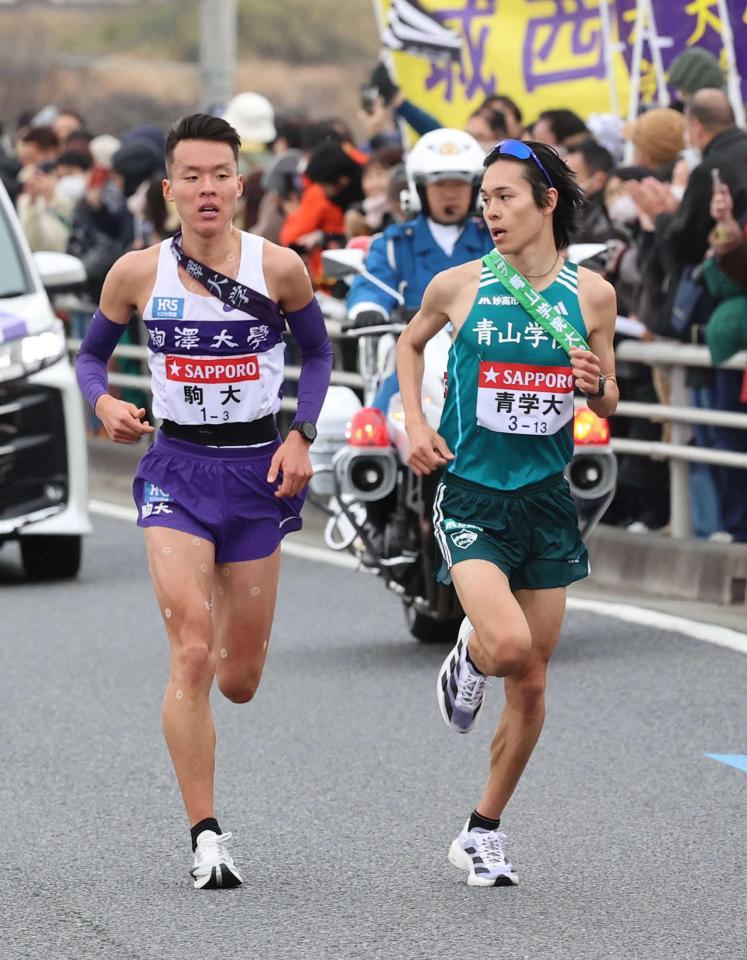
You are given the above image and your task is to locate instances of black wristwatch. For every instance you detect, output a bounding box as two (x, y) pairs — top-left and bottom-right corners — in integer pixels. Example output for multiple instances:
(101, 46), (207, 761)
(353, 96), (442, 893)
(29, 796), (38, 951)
(289, 420), (317, 443)
(583, 374), (606, 399)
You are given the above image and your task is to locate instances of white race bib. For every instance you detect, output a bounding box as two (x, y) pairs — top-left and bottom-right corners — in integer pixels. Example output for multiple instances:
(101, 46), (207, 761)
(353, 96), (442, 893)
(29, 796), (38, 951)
(475, 361), (574, 436)
(164, 353), (266, 425)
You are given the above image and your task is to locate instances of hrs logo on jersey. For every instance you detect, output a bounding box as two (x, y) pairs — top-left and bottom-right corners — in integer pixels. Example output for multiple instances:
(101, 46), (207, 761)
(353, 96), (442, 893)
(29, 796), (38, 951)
(152, 297), (185, 320)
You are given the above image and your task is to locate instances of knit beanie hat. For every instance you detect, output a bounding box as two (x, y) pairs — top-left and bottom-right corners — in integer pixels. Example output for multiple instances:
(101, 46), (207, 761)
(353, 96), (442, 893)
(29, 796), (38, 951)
(668, 47), (724, 94)
(626, 108), (686, 167)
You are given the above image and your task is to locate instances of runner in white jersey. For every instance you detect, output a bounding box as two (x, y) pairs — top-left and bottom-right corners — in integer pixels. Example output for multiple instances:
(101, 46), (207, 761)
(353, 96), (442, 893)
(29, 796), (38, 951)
(76, 114), (332, 888)
(142, 229), (287, 429)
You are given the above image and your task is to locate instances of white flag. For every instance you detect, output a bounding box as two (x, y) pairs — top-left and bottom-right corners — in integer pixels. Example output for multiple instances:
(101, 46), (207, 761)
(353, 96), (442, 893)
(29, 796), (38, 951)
(382, 0), (462, 62)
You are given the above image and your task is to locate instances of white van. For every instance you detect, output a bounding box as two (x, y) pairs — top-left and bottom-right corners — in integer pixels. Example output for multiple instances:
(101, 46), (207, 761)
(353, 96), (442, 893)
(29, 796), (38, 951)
(0, 182), (91, 578)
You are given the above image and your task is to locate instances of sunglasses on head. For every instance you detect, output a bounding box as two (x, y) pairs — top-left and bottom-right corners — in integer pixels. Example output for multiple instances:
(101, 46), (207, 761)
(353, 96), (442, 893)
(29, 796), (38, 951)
(487, 139), (555, 188)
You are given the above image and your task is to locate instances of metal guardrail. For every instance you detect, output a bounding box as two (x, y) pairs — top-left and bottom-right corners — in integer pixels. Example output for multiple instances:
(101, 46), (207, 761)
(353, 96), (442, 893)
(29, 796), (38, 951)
(65, 337), (365, 413)
(616, 340), (747, 371)
(613, 339), (747, 539)
(65, 323), (746, 541)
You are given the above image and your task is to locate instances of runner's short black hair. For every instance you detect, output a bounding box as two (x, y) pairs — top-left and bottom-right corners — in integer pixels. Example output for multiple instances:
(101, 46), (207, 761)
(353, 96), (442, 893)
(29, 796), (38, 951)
(164, 113), (241, 170)
(483, 140), (585, 249)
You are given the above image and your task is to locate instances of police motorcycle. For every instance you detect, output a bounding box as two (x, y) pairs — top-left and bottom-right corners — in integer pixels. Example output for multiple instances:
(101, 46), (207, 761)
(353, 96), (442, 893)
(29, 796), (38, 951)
(309, 246), (616, 643)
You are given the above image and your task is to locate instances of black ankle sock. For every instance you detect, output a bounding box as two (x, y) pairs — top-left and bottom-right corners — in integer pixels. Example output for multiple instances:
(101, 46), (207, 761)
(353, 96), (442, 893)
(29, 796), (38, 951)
(191, 817), (221, 851)
(465, 648), (484, 675)
(469, 809), (501, 832)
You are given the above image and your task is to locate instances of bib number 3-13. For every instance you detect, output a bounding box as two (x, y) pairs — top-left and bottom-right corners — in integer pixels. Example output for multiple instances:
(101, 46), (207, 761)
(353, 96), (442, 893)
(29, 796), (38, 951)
(476, 361), (574, 436)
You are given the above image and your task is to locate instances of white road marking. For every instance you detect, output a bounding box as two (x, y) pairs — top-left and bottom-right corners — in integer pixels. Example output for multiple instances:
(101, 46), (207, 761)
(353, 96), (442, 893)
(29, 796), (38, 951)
(89, 500), (746, 650)
(90, 499), (137, 522)
(89, 499), (359, 569)
(566, 598), (747, 654)
(280, 539), (358, 570)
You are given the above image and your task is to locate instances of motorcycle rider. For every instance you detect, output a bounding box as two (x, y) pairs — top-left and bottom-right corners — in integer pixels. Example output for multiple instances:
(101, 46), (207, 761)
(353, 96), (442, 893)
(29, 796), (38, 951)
(344, 129), (492, 561)
(346, 128), (493, 415)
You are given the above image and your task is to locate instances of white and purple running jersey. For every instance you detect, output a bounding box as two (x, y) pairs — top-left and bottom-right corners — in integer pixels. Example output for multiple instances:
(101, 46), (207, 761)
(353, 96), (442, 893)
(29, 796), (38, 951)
(142, 232), (286, 426)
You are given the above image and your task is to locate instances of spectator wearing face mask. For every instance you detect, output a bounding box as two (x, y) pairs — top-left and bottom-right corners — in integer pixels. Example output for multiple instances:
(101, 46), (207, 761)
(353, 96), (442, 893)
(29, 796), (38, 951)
(344, 145), (403, 238)
(16, 157), (70, 252)
(66, 138), (154, 300)
(564, 138), (620, 245)
(55, 149), (93, 203)
(16, 148), (91, 253)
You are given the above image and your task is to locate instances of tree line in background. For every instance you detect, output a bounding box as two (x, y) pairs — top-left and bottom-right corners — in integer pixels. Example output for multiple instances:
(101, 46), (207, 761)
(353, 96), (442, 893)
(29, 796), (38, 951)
(0, 0), (379, 133)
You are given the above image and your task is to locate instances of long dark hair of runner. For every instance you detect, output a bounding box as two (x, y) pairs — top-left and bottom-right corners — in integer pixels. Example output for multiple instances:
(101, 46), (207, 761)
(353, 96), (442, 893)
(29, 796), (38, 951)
(483, 140), (585, 250)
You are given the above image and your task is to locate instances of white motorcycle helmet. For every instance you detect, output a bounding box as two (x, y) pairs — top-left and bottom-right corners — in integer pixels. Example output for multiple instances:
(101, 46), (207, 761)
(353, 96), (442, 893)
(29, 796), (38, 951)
(401, 128), (486, 217)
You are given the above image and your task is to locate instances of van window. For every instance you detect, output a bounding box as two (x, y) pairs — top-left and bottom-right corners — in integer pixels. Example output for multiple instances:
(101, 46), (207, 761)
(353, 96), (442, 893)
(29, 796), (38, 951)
(0, 204), (32, 298)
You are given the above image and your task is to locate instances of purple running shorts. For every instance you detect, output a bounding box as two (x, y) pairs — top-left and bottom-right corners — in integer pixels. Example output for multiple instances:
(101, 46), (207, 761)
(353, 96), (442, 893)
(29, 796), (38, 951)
(133, 432), (305, 563)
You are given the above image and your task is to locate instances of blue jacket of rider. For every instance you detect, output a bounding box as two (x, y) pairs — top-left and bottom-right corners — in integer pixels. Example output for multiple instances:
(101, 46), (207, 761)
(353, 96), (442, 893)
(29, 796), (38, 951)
(347, 214), (493, 320)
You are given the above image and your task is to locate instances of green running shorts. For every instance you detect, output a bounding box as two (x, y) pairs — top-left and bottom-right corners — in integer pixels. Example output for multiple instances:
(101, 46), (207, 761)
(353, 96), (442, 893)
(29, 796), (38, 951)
(433, 470), (589, 591)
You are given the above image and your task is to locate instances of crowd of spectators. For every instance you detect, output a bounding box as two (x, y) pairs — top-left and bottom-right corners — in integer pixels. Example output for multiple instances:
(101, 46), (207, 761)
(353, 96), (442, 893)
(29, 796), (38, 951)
(1, 44), (745, 541)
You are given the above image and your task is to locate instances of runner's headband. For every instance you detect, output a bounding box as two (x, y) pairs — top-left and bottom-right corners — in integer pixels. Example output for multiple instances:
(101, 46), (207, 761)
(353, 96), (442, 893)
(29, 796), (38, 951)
(485, 139), (554, 188)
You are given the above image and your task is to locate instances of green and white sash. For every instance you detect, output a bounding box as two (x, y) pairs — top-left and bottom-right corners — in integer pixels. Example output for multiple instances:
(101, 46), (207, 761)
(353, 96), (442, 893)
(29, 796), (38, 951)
(482, 249), (590, 355)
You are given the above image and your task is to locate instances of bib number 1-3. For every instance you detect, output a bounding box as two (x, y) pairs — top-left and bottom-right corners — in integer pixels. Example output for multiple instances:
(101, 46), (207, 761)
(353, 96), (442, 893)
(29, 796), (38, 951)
(164, 353), (264, 424)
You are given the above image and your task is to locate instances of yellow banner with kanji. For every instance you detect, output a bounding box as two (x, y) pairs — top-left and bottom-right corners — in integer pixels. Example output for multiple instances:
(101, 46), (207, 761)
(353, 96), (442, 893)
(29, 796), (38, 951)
(375, 0), (631, 132)
(374, 0), (747, 133)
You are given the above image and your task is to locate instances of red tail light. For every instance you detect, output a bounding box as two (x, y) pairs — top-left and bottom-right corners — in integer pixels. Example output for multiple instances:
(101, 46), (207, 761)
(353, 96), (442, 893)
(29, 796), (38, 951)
(574, 406), (610, 445)
(347, 407), (391, 447)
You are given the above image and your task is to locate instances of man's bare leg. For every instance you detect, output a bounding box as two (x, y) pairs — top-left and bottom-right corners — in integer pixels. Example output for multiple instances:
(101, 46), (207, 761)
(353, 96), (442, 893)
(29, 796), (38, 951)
(211, 546), (281, 704)
(145, 527), (217, 826)
(450, 560), (532, 678)
(445, 562), (567, 884)
(474, 587), (566, 819)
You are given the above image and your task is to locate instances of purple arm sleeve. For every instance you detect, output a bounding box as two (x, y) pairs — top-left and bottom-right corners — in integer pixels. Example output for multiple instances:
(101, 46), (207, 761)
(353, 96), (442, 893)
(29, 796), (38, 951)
(75, 308), (127, 412)
(284, 297), (334, 424)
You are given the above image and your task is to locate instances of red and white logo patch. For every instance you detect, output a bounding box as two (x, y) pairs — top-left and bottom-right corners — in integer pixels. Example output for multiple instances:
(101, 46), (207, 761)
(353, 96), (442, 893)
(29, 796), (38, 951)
(165, 354), (260, 384)
(478, 361), (574, 393)
(476, 361), (574, 436)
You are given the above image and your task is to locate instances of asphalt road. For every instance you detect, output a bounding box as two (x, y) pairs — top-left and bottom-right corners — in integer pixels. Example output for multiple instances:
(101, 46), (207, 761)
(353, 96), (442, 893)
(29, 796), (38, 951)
(1, 514), (745, 960)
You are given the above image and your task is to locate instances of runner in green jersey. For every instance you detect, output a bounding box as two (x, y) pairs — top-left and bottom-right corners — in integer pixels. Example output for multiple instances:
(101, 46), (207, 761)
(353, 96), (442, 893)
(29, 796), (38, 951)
(397, 140), (619, 886)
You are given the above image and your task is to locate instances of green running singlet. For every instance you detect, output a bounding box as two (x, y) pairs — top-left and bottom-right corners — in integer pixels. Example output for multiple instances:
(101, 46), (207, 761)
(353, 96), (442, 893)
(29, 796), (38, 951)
(439, 259), (588, 491)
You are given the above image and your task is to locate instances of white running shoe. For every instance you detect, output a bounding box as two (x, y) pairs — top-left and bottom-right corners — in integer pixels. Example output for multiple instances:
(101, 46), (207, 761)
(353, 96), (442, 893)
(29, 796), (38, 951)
(190, 830), (243, 890)
(449, 821), (519, 887)
(437, 618), (487, 734)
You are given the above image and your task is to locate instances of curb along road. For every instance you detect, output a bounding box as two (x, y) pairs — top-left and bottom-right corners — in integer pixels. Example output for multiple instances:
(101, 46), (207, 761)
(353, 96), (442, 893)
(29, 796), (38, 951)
(86, 437), (747, 638)
(87, 500), (747, 651)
